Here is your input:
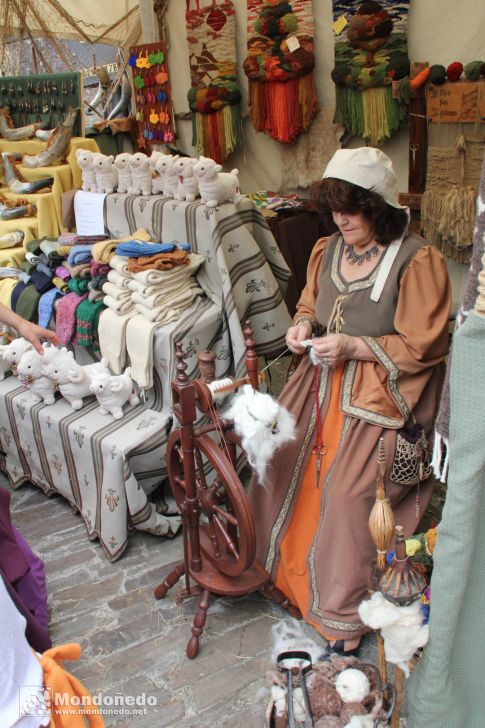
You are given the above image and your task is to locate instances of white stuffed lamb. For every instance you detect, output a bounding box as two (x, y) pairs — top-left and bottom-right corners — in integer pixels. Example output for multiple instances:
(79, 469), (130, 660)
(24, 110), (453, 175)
(89, 367), (139, 419)
(42, 348), (110, 410)
(129, 152), (153, 196)
(173, 157), (199, 202)
(2, 337), (34, 374)
(193, 156), (241, 208)
(113, 153), (134, 194)
(92, 152), (118, 194)
(158, 154), (179, 198)
(75, 148), (97, 193)
(150, 152), (171, 195)
(16, 344), (60, 405)
(0, 345), (13, 380)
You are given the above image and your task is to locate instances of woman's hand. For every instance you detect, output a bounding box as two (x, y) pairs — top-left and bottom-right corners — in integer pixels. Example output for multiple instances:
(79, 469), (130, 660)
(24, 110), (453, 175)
(16, 320), (60, 355)
(286, 320), (313, 355)
(311, 333), (357, 367)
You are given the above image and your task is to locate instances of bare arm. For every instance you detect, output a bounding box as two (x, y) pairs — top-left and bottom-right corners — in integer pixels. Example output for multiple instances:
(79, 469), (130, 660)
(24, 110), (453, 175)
(0, 303), (60, 354)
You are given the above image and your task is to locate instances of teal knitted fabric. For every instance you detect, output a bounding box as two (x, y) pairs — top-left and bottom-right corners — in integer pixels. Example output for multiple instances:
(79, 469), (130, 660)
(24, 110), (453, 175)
(76, 299), (105, 352)
(68, 278), (90, 295)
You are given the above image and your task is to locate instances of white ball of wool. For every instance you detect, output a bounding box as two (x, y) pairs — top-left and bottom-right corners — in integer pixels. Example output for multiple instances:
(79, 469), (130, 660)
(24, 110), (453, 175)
(335, 669), (370, 704)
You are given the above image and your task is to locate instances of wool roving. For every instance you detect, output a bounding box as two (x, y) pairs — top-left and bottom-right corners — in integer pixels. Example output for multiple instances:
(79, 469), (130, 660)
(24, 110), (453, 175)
(464, 60), (483, 81)
(332, 0), (410, 145)
(446, 61), (463, 82)
(244, 0), (319, 144)
(186, 0), (243, 163)
(428, 64), (446, 85)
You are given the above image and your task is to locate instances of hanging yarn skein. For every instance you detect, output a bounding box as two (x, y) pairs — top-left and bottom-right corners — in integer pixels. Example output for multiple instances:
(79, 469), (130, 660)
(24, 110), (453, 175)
(243, 0), (319, 144)
(186, 0), (243, 163)
(331, 0), (410, 145)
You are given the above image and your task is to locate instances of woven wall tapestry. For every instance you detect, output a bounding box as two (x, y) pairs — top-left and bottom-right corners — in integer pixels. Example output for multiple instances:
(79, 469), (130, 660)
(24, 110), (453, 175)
(186, 0), (243, 163)
(243, 0), (319, 144)
(332, 0), (410, 145)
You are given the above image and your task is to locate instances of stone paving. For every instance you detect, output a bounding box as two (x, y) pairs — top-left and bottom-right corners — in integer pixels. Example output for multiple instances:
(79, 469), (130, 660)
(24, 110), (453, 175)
(7, 474), (395, 727)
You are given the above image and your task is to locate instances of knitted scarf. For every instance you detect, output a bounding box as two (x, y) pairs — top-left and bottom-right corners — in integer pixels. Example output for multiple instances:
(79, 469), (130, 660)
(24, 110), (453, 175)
(55, 292), (87, 345)
(243, 0), (319, 144)
(76, 299), (106, 353)
(186, 0), (243, 162)
(331, 0), (410, 145)
(433, 151), (485, 482)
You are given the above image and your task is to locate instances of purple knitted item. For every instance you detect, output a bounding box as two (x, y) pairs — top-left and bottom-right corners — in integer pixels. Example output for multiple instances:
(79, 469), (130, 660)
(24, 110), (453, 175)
(90, 260), (111, 277)
(55, 266), (70, 280)
(55, 292), (87, 344)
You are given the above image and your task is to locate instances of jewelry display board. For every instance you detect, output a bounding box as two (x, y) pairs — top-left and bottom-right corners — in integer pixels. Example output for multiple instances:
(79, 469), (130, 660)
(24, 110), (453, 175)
(0, 72), (83, 136)
(129, 41), (174, 151)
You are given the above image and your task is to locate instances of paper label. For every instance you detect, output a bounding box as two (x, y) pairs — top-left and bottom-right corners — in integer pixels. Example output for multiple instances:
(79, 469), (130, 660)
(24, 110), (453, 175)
(74, 191), (107, 236)
(333, 15), (348, 35)
(286, 36), (301, 52)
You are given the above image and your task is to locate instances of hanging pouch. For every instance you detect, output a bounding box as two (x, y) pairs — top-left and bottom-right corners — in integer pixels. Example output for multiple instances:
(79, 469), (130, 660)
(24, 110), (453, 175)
(390, 422), (432, 486)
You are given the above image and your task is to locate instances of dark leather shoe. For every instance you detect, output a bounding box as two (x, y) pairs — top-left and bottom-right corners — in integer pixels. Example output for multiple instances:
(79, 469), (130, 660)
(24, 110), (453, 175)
(327, 640), (360, 657)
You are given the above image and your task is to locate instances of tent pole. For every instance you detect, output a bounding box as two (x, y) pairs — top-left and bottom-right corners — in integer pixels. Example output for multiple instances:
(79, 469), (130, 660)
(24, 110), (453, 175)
(138, 0), (158, 43)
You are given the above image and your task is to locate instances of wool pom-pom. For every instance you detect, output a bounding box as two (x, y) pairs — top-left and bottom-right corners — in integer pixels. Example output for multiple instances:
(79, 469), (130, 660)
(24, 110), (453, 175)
(335, 669), (370, 704)
(428, 64), (446, 85)
(464, 60), (483, 81)
(446, 62), (463, 82)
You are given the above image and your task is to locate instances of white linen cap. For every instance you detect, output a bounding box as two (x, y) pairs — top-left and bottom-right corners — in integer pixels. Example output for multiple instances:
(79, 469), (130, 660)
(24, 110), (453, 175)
(322, 147), (406, 209)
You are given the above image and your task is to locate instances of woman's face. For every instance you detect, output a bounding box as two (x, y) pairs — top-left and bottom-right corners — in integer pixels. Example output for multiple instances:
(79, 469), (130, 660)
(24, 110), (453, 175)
(332, 211), (375, 248)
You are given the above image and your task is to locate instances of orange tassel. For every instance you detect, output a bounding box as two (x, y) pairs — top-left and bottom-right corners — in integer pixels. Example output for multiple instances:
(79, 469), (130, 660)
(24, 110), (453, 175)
(248, 74), (318, 143)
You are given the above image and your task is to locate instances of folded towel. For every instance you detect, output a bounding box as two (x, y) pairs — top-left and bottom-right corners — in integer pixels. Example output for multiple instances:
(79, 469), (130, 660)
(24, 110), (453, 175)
(127, 249), (190, 272)
(67, 245), (93, 266)
(56, 292), (87, 344)
(109, 255), (129, 274)
(130, 254), (205, 285)
(29, 270), (54, 295)
(102, 281), (131, 302)
(55, 266), (70, 280)
(92, 228), (153, 263)
(107, 269), (131, 289)
(116, 241), (177, 257)
(131, 278), (198, 309)
(134, 285), (203, 323)
(68, 278), (90, 295)
(103, 294), (134, 315)
(38, 288), (62, 328)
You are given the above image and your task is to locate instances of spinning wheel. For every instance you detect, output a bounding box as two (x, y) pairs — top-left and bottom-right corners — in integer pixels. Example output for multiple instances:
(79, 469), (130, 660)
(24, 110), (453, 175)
(167, 430), (256, 577)
(154, 322), (301, 658)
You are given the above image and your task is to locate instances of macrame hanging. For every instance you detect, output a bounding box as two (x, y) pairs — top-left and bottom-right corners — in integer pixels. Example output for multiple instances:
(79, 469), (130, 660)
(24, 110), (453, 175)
(331, 0), (410, 145)
(243, 0), (319, 144)
(186, 0), (243, 163)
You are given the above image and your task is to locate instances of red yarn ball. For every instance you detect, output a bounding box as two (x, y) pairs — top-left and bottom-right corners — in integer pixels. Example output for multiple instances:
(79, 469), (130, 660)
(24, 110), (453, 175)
(446, 62), (463, 82)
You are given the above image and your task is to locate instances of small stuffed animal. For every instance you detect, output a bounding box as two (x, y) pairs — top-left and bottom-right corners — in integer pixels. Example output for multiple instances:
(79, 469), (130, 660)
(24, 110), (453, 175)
(150, 152), (171, 195)
(75, 148), (98, 193)
(158, 154), (179, 198)
(193, 156), (241, 208)
(92, 152), (119, 194)
(2, 337), (34, 374)
(0, 345), (13, 380)
(16, 344), (60, 405)
(42, 348), (110, 410)
(173, 157), (199, 202)
(129, 152), (153, 196)
(113, 153), (134, 194)
(89, 367), (140, 419)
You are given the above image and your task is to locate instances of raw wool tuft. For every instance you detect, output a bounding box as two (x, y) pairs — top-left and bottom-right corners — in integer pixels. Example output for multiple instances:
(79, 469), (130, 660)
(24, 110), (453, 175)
(279, 108), (344, 191)
(331, 0), (410, 145)
(358, 591), (429, 677)
(186, 0), (243, 163)
(243, 0), (319, 144)
(223, 384), (296, 485)
(335, 669), (370, 704)
(270, 617), (327, 666)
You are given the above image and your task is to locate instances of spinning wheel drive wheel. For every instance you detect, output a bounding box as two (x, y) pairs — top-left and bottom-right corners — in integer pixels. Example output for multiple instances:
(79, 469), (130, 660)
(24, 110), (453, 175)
(167, 430), (256, 577)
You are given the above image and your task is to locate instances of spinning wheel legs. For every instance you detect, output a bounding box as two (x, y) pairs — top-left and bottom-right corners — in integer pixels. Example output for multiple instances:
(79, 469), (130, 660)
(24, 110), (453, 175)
(186, 589), (211, 659)
(260, 581), (302, 620)
(153, 562), (185, 600)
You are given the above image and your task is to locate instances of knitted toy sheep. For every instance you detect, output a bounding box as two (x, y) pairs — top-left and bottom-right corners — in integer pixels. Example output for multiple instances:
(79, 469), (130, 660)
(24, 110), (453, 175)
(129, 152), (153, 196)
(92, 152), (118, 195)
(157, 154), (179, 198)
(16, 344), (60, 405)
(173, 157), (199, 202)
(42, 348), (110, 410)
(113, 153), (134, 194)
(89, 366), (140, 419)
(193, 156), (241, 208)
(150, 152), (171, 195)
(75, 148), (97, 193)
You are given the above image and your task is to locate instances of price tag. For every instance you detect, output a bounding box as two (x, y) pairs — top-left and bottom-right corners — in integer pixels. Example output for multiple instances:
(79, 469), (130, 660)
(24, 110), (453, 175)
(286, 36), (301, 52)
(333, 15), (348, 35)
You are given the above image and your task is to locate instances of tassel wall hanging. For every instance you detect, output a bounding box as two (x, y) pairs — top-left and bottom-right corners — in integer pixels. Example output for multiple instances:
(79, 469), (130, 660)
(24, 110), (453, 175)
(243, 0), (319, 144)
(331, 0), (410, 145)
(186, 0), (243, 163)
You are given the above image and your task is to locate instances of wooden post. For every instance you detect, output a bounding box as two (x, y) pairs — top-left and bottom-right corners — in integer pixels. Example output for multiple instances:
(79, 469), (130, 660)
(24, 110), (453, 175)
(391, 665), (405, 728)
(408, 89), (427, 194)
(138, 0), (158, 43)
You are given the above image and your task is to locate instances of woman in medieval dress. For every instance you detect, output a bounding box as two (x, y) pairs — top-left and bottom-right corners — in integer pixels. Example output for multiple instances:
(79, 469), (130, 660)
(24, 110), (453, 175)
(249, 147), (451, 655)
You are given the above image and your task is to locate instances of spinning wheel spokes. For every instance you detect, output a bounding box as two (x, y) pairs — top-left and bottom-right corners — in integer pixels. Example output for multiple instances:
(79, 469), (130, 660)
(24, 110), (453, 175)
(167, 431), (256, 577)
